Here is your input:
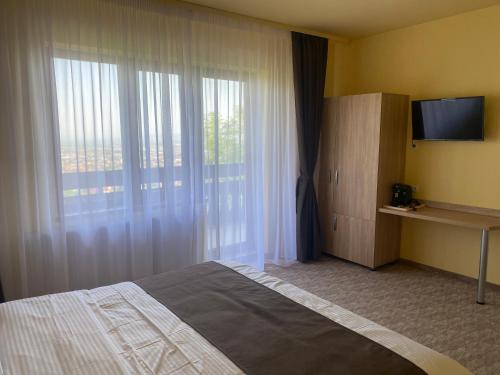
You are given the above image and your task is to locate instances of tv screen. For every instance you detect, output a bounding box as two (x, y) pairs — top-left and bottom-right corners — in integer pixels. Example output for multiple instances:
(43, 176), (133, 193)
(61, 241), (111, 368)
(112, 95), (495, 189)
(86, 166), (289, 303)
(412, 96), (484, 141)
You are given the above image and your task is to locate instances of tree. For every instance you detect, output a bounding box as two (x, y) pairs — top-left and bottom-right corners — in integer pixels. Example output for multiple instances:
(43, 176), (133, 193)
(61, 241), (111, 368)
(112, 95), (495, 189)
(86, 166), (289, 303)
(203, 106), (244, 165)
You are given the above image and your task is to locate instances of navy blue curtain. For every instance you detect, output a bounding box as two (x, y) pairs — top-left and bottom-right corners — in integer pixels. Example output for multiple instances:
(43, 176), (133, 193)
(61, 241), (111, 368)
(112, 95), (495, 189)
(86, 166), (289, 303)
(292, 32), (328, 262)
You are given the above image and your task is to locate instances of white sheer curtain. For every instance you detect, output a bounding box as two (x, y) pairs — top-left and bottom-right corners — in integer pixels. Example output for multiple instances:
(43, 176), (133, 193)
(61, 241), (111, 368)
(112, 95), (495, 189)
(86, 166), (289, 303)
(0, 0), (298, 300)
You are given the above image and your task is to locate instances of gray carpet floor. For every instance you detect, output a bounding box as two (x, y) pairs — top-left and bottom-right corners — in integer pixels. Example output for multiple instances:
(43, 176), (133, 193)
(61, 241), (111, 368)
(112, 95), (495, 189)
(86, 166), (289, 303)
(265, 256), (500, 375)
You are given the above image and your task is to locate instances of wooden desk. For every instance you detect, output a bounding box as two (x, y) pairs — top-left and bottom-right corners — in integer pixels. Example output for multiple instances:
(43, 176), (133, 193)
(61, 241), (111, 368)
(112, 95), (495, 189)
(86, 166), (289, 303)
(379, 205), (500, 304)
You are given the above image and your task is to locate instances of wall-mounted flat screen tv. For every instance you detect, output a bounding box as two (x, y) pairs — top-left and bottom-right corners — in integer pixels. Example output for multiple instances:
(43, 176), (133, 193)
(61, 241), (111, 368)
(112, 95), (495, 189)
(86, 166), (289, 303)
(412, 96), (484, 141)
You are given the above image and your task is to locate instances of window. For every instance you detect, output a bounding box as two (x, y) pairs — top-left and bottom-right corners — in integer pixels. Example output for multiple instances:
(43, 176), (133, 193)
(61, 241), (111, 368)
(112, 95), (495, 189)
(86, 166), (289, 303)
(202, 77), (247, 256)
(136, 71), (185, 212)
(54, 58), (124, 216)
(202, 77), (245, 166)
(54, 58), (187, 216)
(54, 57), (247, 233)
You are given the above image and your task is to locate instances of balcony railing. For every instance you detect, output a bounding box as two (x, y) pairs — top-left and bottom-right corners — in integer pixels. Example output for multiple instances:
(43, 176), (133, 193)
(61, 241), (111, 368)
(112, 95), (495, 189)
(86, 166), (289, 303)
(61, 164), (246, 225)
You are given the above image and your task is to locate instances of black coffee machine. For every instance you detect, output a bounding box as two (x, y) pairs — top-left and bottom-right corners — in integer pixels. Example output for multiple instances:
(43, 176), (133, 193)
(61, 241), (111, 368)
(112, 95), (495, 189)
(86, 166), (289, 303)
(391, 183), (412, 207)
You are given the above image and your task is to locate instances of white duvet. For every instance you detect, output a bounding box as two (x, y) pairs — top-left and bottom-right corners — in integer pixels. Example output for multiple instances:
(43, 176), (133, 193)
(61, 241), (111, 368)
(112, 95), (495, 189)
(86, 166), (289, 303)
(0, 262), (471, 374)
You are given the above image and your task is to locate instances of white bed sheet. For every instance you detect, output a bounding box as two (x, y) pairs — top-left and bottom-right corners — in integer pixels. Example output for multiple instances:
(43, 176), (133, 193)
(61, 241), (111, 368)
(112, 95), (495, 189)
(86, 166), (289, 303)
(0, 262), (471, 374)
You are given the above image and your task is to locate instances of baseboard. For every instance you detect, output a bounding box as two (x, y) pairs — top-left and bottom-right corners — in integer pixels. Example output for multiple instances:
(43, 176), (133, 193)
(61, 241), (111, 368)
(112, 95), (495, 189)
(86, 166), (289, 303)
(398, 258), (500, 291)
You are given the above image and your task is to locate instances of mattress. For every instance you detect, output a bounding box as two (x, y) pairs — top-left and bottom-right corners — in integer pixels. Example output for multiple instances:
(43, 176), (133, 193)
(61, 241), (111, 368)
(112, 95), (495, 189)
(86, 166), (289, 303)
(0, 261), (471, 374)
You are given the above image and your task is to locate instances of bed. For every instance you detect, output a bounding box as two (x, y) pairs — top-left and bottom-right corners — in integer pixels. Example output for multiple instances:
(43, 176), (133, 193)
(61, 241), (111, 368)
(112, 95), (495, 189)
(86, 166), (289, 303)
(0, 261), (470, 375)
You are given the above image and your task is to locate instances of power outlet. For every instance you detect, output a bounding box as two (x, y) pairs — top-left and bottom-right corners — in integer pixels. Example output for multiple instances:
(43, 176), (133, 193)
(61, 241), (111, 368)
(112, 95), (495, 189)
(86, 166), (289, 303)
(410, 185), (418, 193)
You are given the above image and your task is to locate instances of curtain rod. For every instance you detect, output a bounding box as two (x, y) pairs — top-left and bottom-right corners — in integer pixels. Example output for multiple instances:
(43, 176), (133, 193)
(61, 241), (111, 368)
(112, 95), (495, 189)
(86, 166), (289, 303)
(163, 0), (349, 43)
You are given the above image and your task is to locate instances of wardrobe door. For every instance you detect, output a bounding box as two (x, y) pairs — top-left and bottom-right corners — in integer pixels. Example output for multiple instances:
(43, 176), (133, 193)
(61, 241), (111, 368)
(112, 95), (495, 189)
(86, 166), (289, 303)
(331, 96), (349, 217)
(332, 94), (381, 221)
(318, 98), (335, 252)
(329, 213), (349, 259)
(331, 213), (375, 267)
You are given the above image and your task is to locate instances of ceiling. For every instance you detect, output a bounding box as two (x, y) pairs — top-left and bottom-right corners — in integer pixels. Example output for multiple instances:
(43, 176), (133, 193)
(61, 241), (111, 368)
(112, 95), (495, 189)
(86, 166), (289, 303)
(185, 0), (500, 38)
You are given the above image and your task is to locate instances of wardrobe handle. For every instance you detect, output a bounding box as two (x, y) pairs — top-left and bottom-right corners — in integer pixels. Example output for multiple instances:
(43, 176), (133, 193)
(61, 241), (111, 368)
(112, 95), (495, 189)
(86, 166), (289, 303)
(333, 215), (337, 231)
(335, 170), (339, 185)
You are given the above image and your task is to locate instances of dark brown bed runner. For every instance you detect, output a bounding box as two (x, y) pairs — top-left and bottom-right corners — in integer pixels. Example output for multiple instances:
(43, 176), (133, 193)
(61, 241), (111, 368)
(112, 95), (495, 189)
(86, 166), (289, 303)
(135, 262), (426, 375)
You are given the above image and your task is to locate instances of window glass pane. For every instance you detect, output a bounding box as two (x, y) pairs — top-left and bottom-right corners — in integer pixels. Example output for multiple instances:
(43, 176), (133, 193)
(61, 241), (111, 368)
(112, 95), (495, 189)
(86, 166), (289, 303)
(217, 79), (244, 165)
(54, 58), (123, 216)
(138, 71), (164, 170)
(203, 78), (216, 165)
(137, 71), (183, 208)
(169, 75), (182, 170)
(202, 76), (246, 254)
(202, 77), (245, 165)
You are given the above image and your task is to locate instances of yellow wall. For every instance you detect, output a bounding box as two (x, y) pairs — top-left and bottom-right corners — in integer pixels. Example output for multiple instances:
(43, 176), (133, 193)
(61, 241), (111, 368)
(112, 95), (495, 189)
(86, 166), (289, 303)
(324, 38), (336, 97)
(333, 5), (500, 285)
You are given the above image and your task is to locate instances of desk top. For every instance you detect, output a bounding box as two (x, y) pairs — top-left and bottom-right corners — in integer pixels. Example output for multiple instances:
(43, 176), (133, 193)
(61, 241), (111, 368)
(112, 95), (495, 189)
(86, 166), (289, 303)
(378, 206), (500, 230)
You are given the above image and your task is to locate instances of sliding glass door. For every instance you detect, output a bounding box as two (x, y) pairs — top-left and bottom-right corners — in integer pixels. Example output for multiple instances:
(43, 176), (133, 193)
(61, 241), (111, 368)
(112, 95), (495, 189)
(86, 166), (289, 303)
(53, 56), (256, 269)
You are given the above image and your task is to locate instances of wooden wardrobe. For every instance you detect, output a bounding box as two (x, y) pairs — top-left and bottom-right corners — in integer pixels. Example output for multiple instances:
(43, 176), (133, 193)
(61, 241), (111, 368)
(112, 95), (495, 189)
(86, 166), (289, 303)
(318, 93), (409, 269)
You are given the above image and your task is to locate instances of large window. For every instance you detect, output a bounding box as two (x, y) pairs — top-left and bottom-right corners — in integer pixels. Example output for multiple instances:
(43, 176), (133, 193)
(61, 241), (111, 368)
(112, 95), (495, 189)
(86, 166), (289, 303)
(54, 58), (247, 236)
